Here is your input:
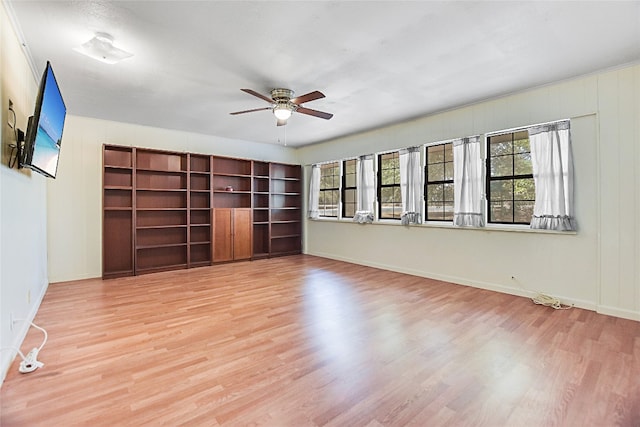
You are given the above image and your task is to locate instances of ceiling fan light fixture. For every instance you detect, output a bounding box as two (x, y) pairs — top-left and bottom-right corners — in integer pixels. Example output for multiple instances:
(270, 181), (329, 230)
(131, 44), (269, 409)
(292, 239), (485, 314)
(73, 32), (133, 64)
(273, 103), (293, 120)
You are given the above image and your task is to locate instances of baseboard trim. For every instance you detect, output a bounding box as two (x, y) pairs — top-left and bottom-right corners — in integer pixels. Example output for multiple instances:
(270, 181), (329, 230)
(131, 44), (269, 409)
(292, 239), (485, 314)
(307, 251), (597, 312)
(596, 305), (640, 322)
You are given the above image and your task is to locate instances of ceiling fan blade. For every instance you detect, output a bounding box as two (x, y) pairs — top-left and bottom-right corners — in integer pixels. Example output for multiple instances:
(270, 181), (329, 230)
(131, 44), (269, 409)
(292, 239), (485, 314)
(241, 88), (273, 104)
(291, 90), (325, 105)
(296, 106), (333, 120)
(230, 107), (271, 115)
(276, 119), (287, 127)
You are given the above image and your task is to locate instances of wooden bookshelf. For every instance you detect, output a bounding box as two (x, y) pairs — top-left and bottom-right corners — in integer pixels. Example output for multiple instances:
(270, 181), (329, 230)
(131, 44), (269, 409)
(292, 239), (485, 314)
(102, 145), (303, 278)
(134, 149), (188, 274)
(189, 154), (212, 268)
(269, 163), (302, 256)
(252, 161), (270, 259)
(103, 146), (134, 278)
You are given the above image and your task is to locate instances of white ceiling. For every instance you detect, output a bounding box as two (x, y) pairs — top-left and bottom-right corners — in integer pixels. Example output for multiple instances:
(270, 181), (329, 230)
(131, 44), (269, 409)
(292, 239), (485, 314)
(6, 1), (640, 147)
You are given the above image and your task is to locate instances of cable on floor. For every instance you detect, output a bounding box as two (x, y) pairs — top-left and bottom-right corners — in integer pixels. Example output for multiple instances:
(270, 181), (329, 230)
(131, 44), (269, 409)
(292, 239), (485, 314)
(0, 321), (48, 374)
(532, 292), (573, 310)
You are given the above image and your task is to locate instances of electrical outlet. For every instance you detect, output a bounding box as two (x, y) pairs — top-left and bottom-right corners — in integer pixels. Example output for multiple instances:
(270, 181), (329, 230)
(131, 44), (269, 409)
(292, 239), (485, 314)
(27, 290), (31, 304)
(10, 312), (14, 331)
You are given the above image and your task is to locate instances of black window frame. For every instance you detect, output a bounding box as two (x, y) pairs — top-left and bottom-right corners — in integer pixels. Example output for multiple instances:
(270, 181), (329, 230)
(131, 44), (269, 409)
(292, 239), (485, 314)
(424, 142), (454, 221)
(377, 151), (402, 220)
(318, 161), (340, 218)
(342, 159), (357, 218)
(486, 131), (535, 225)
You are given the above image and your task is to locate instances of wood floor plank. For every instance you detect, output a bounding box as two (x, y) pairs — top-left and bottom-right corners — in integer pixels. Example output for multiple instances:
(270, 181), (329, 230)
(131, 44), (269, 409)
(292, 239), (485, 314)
(2, 255), (640, 426)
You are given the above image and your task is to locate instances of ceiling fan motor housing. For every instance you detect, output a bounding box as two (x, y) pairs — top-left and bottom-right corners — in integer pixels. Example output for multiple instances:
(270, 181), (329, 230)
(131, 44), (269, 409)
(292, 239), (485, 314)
(270, 88), (294, 102)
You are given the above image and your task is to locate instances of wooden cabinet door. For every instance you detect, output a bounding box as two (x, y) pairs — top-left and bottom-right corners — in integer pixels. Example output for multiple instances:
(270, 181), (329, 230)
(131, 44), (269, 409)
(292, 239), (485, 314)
(233, 208), (253, 260)
(212, 208), (233, 262)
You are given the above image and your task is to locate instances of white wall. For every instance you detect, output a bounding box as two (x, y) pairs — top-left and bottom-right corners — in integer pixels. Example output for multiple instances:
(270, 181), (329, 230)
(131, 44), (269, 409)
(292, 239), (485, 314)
(298, 64), (640, 321)
(0, 2), (50, 382)
(46, 116), (298, 283)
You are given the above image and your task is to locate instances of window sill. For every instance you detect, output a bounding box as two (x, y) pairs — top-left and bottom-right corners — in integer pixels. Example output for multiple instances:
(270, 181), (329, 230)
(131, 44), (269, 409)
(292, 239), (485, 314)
(308, 217), (577, 235)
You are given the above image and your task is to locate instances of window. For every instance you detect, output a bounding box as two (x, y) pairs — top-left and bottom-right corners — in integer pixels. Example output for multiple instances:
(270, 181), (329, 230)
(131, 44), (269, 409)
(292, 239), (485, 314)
(378, 151), (402, 219)
(318, 162), (340, 217)
(486, 131), (534, 224)
(425, 142), (454, 221)
(342, 159), (357, 218)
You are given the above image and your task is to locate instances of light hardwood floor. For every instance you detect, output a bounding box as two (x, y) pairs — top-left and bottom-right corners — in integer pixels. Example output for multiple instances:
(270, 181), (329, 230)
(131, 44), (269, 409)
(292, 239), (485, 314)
(2, 255), (639, 426)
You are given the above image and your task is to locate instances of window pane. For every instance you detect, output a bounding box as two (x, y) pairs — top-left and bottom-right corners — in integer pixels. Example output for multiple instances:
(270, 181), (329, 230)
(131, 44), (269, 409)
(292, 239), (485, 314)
(513, 131), (529, 151)
(318, 191), (327, 205)
(344, 159), (356, 188)
(320, 162), (340, 191)
(319, 189), (338, 217)
(344, 188), (355, 203)
(391, 203), (402, 219)
(490, 201), (513, 223)
(427, 145), (445, 164)
(514, 178), (535, 200)
(393, 186), (401, 202)
(381, 202), (398, 219)
(427, 202), (444, 220)
(345, 159), (356, 174)
(514, 201), (534, 223)
(427, 163), (444, 182)
(514, 152), (533, 175)
(444, 160), (454, 181)
(490, 180), (513, 201)
(344, 203), (355, 218)
(426, 184), (443, 203)
(490, 155), (513, 177)
(328, 189), (338, 216)
(443, 183), (454, 202)
(490, 136), (512, 157)
(443, 201), (454, 221)
(381, 187), (395, 203)
(345, 173), (356, 188)
(381, 164), (400, 185)
(444, 143), (453, 162)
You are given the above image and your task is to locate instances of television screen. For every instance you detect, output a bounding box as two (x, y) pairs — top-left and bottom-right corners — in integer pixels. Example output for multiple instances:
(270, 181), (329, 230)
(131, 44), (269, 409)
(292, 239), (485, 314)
(21, 61), (66, 179)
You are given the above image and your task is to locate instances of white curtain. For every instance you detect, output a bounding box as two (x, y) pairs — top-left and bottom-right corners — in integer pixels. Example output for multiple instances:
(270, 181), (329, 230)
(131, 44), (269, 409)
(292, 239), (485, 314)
(453, 136), (484, 227)
(399, 147), (422, 225)
(529, 120), (575, 231)
(354, 155), (375, 223)
(308, 164), (320, 219)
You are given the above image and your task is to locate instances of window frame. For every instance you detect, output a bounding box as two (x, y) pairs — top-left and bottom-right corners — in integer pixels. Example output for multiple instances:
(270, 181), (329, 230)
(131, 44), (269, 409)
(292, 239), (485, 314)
(424, 141), (454, 222)
(377, 151), (402, 220)
(341, 158), (357, 219)
(318, 161), (340, 218)
(486, 130), (534, 225)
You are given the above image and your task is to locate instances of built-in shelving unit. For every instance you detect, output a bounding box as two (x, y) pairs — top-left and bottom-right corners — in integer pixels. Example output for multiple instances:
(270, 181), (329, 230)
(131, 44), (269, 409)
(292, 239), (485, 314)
(102, 144), (302, 278)
(189, 154), (212, 268)
(252, 161), (271, 259)
(269, 163), (302, 256)
(135, 149), (188, 275)
(103, 146), (134, 279)
(212, 156), (252, 209)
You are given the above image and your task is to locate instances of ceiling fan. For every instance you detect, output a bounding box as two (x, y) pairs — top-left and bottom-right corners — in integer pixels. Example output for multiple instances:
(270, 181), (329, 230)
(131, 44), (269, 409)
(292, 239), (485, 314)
(230, 88), (333, 126)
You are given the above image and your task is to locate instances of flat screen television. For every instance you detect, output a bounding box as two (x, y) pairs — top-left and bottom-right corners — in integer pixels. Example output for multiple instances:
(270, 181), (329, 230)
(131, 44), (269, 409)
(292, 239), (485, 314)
(20, 61), (66, 179)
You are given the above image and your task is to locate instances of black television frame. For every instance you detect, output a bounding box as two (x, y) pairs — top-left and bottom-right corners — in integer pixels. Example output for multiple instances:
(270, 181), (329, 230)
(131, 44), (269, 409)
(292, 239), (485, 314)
(19, 61), (66, 179)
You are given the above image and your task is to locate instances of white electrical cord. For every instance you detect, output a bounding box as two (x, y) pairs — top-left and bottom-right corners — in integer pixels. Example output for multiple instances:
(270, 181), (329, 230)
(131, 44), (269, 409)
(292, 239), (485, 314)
(532, 292), (573, 310)
(18, 322), (48, 373)
(0, 321), (48, 374)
